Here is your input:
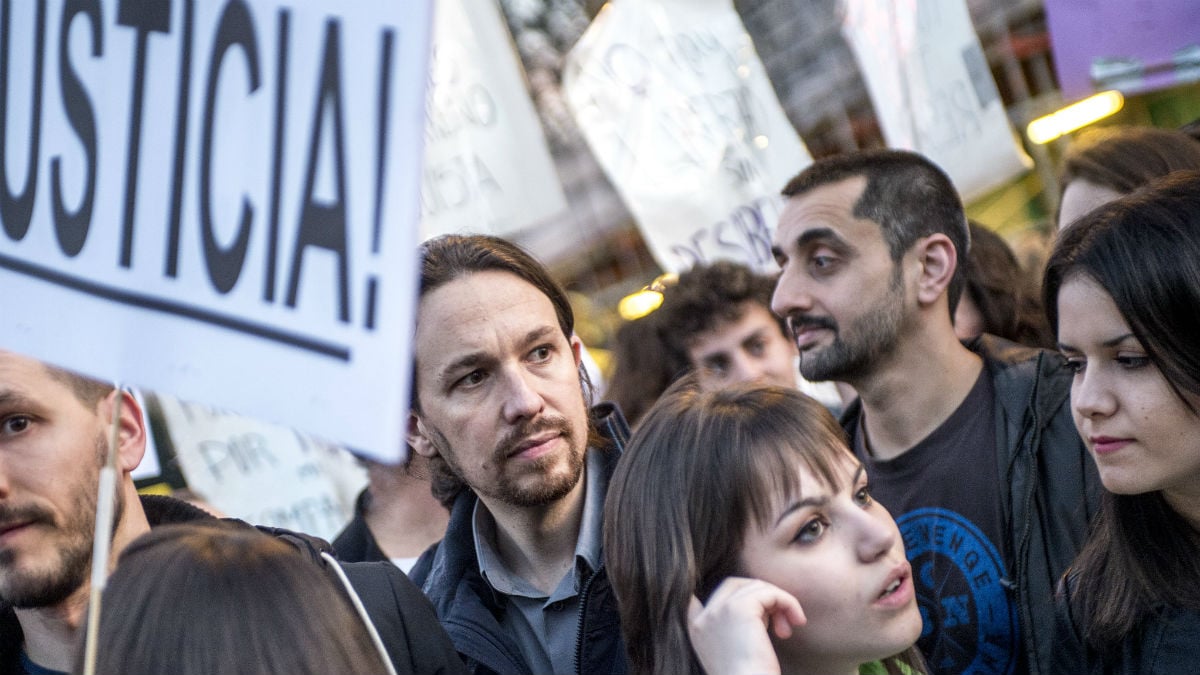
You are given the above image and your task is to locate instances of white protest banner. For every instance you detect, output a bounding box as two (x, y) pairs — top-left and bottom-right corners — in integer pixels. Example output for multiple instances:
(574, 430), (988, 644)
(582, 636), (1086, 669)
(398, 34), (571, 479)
(841, 0), (1031, 201)
(420, 0), (567, 240)
(563, 0), (811, 274)
(0, 0), (431, 463)
(151, 393), (367, 541)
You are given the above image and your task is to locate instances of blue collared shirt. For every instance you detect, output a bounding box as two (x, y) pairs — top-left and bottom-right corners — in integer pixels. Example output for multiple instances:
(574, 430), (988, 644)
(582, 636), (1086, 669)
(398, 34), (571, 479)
(472, 448), (606, 675)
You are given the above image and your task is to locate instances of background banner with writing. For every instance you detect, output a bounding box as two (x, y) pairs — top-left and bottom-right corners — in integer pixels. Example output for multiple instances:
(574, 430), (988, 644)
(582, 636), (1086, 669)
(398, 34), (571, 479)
(563, 0), (812, 274)
(0, 0), (431, 462)
(420, 0), (567, 239)
(152, 393), (366, 541)
(842, 0), (1031, 201)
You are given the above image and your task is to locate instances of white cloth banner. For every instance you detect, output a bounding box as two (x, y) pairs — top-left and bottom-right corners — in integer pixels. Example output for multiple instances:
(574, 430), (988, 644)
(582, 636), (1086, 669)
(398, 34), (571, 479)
(0, 0), (431, 463)
(420, 0), (567, 239)
(841, 0), (1031, 201)
(564, 0), (811, 273)
(152, 393), (367, 542)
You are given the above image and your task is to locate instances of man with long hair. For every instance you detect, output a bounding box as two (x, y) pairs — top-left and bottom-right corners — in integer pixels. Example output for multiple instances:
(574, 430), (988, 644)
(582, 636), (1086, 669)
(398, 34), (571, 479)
(406, 234), (627, 675)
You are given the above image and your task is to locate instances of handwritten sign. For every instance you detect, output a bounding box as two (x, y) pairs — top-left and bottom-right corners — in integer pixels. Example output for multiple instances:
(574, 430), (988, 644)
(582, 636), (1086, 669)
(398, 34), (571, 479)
(419, 0), (566, 239)
(0, 0), (432, 462)
(563, 0), (811, 273)
(842, 0), (1031, 201)
(152, 393), (366, 541)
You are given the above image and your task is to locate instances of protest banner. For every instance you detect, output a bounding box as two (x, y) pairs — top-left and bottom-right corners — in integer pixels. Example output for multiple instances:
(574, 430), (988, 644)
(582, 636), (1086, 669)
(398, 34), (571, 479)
(420, 0), (567, 240)
(149, 392), (367, 541)
(563, 0), (811, 274)
(0, 0), (431, 463)
(842, 0), (1031, 201)
(1044, 0), (1200, 99)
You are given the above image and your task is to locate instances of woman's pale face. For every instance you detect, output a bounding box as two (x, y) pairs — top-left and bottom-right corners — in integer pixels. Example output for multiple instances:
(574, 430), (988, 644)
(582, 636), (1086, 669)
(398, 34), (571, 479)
(738, 451), (922, 675)
(1057, 275), (1200, 518)
(1058, 179), (1124, 230)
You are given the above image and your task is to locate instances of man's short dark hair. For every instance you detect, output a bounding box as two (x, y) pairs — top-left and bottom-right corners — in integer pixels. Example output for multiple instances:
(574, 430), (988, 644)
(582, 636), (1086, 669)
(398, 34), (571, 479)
(657, 261), (785, 354)
(781, 150), (970, 316)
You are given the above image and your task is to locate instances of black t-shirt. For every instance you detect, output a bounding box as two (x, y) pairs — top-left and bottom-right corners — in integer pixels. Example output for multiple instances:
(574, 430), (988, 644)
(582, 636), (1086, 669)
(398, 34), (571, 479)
(851, 371), (1022, 675)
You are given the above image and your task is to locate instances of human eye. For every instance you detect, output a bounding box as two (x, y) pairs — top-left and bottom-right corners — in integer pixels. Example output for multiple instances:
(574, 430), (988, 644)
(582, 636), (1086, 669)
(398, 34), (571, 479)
(854, 483), (874, 507)
(808, 250), (840, 275)
(703, 357), (729, 378)
(453, 369), (488, 391)
(528, 344), (554, 363)
(792, 516), (828, 545)
(1062, 355), (1085, 375)
(0, 414), (33, 436)
(745, 337), (766, 356)
(1115, 353), (1151, 370)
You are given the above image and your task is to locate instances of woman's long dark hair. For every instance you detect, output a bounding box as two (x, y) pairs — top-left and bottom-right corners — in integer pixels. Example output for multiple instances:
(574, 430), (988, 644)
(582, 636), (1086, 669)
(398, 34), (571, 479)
(604, 378), (924, 675)
(1043, 170), (1200, 647)
(83, 522), (390, 675)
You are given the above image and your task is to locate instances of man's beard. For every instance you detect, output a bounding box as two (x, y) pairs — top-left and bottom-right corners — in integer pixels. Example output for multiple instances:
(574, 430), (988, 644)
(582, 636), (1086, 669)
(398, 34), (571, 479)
(427, 415), (586, 509)
(0, 433), (123, 608)
(793, 268), (906, 383)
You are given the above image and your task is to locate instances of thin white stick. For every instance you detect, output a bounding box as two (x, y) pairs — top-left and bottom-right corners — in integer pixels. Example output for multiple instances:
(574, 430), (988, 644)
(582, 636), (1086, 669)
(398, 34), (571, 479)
(82, 385), (123, 675)
(320, 551), (400, 675)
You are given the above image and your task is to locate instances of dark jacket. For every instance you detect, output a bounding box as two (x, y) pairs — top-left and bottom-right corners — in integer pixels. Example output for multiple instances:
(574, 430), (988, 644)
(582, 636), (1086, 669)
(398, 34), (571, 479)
(408, 444), (627, 675)
(1053, 575), (1200, 675)
(842, 335), (1101, 675)
(333, 489), (390, 564)
(1, 495), (467, 675)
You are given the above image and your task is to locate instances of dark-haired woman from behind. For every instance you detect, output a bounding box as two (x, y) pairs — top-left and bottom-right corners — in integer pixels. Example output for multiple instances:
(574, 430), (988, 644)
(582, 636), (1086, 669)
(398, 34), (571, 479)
(81, 522), (394, 675)
(1043, 170), (1200, 674)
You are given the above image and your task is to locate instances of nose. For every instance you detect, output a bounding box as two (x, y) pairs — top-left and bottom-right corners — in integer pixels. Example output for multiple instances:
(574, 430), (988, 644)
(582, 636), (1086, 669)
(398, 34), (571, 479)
(728, 353), (763, 385)
(854, 505), (898, 563)
(1071, 365), (1117, 420)
(500, 367), (546, 424)
(770, 268), (814, 322)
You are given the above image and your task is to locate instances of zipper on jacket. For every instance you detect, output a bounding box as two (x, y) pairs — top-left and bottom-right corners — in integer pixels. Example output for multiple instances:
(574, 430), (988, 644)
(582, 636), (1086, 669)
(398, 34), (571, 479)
(573, 566), (601, 674)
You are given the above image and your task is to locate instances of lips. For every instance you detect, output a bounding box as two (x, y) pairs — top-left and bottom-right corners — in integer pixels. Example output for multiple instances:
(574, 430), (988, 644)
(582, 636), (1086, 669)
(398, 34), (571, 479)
(873, 562), (913, 609)
(0, 520), (35, 541)
(508, 433), (560, 460)
(792, 325), (830, 351)
(1090, 436), (1133, 455)
(787, 316), (837, 351)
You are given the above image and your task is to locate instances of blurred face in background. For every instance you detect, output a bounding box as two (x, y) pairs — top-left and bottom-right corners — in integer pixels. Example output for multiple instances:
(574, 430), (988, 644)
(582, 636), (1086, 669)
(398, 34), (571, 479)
(1058, 179), (1124, 230)
(685, 302), (798, 391)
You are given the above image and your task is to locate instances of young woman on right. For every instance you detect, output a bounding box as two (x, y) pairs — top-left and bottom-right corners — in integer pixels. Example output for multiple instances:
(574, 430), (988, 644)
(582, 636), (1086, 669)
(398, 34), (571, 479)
(604, 378), (925, 675)
(1042, 170), (1200, 674)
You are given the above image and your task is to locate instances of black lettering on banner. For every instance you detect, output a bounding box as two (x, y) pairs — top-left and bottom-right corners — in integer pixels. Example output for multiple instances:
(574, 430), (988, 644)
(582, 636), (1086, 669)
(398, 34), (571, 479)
(285, 19), (350, 324)
(264, 8), (289, 301)
(165, 0), (195, 277)
(364, 27), (394, 331)
(0, 0), (47, 242)
(53, 0), (102, 256)
(116, 0), (171, 267)
(199, 0), (260, 294)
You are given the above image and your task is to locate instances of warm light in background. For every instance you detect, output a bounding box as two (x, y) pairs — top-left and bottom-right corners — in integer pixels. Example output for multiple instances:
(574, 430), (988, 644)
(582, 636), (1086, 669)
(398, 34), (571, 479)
(617, 289), (664, 321)
(617, 273), (677, 320)
(1026, 90), (1124, 145)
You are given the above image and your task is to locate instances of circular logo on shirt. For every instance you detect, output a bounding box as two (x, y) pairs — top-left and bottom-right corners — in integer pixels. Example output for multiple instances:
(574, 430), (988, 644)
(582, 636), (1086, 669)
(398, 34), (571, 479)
(896, 507), (1018, 675)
